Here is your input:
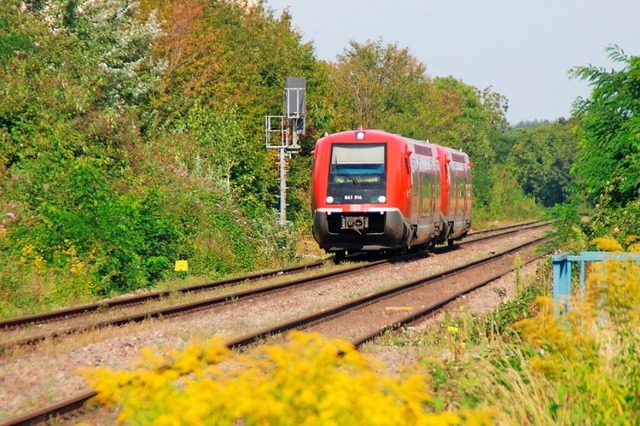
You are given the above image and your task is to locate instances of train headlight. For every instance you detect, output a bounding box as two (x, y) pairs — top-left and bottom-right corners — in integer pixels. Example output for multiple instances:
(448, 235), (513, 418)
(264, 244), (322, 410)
(326, 196), (334, 203)
(378, 195), (386, 203)
(355, 131), (365, 140)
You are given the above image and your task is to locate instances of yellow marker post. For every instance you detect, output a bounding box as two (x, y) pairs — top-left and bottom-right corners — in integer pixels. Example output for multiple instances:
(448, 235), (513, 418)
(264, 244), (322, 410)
(175, 260), (189, 272)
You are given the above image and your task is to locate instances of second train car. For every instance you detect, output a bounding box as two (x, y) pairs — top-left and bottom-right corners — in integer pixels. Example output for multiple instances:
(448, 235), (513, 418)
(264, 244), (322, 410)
(311, 129), (472, 259)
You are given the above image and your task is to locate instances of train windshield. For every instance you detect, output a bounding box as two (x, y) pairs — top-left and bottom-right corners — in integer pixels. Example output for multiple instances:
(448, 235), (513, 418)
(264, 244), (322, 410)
(328, 143), (387, 204)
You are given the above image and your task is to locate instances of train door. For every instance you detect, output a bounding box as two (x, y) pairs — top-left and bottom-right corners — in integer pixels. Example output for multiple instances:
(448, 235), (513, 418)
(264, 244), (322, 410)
(417, 159), (431, 239)
(447, 161), (454, 219)
(449, 153), (469, 239)
(444, 159), (452, 219)
(466, 167), (472, 216)
(464, 162), (472, 227)
(462, 166), (469, 220)
(458, 165), (463, 221)
(450, 163), (458, 224)
(433, 159), (441, 219)
(410, 157), (421, 225)
(425, 160), (437, 230)
(429, 160), (437, 221)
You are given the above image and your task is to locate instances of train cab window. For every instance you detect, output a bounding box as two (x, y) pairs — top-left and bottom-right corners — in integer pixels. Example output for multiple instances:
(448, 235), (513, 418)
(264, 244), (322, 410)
(329, 144), (386, 184)
(327, 143), (387, 204)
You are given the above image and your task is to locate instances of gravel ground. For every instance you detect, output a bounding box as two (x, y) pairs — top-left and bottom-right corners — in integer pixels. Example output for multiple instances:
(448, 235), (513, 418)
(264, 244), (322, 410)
(0, 226), (550, 421)
(362, 258), (545, 370)
(307, 242), (544, 342)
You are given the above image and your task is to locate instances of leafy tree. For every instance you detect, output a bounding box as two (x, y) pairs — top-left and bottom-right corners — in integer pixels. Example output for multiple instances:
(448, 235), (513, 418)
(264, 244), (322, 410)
(507, 121), (579, 207)
(480, 166), (541, 222)
(512, 119), (554, 130)
(143, 0), (320, 121)
(570, 45), (640, 206)
(0, 0), (172, 295)
(419, 77), (500, 208)
(329, 39), (428, 131)
(0, 3), (36, 66)
(172, 102), (248, 191)
(1, 0), (164, 172)
(141, 0), (326, 208)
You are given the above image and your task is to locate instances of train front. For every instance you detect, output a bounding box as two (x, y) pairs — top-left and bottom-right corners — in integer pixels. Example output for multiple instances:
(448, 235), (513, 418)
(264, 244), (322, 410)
(311, 130), (412, 255)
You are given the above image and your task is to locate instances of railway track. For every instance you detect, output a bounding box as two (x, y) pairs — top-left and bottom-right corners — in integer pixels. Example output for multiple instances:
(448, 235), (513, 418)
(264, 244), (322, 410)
(0, 259), (384, 352)
(226, 235), (549, 348)
(0, 220), (549, 353)
(0, 260), (329, 330)
(1, 221), (551, 425)
(0, 220), (543, 330)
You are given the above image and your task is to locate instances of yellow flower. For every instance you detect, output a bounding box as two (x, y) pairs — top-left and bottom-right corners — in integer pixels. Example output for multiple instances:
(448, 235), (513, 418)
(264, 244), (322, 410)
(625, 235), (639, 245)
(591, 236), (623, 252)
(84, 332), (493, 424)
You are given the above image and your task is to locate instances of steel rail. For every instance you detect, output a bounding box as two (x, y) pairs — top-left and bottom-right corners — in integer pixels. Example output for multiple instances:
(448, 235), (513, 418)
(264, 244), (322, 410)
(225, 236), (548, 348)
(0, 391), (96, 426)
(352, 245), (549, 347)
(0, 260), (328, 330)
(0, 259), (390, 352)
(466, 219), (548, 237)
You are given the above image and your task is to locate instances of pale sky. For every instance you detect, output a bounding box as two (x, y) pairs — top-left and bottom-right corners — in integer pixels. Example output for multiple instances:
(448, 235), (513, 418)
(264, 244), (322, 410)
(265, 0), (640, 124)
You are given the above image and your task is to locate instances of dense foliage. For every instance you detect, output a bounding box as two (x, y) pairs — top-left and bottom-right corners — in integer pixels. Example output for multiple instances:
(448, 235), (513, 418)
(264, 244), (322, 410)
(506, 121), (578, 207)
(510, 238), (640, 423)
(1, 0), (174, 302)
(0, 0), (311, 314)
(570, 45), (640, 207)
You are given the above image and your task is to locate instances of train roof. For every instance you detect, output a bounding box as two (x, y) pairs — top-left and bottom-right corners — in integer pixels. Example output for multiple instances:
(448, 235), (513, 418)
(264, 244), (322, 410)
(316, 129), (469, 159)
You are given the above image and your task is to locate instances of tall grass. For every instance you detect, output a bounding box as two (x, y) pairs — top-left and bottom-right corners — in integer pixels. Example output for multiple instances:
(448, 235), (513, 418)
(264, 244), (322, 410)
(417, 235), (640, 424)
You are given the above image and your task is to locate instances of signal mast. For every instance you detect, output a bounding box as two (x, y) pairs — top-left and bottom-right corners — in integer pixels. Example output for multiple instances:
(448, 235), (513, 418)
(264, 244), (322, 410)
(265, 77), (306, 226)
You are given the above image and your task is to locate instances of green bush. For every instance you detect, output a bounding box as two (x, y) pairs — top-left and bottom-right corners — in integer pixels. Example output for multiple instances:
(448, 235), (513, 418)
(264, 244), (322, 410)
(584, 199), (640, 243)
(5, 159), (184, 295)
(472, 167), (542, 227)
(547, 203), (588, 252)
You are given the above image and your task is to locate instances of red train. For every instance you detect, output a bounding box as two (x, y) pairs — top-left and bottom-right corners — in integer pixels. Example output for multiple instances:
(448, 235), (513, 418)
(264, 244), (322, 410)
(311, 129), (472, 259)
